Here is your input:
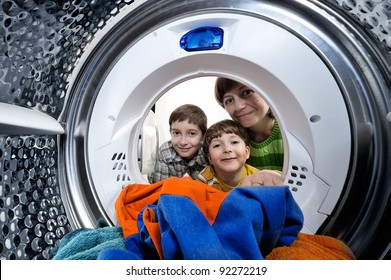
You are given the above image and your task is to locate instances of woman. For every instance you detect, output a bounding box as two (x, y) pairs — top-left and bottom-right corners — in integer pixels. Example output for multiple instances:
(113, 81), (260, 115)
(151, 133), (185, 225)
(214, 77), (284, 186)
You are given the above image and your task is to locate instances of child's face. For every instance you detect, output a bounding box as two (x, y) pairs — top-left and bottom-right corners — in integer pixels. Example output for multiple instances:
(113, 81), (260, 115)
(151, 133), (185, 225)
(170, 120), (203, 160)
(207, 133), (250, 175)
(222, 83), (270, 129)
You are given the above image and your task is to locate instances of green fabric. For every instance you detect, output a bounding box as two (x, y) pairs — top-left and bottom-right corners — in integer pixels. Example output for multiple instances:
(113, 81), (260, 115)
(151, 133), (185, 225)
(246, 121), (284, 171)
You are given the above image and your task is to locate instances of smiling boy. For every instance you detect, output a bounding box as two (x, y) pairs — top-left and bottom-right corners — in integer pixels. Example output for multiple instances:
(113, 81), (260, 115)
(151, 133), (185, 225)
(196, 119), (259, 191)
(148, 104), (208, 183)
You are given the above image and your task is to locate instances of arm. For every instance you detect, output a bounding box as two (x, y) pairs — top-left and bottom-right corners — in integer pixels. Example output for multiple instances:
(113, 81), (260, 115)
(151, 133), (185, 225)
(241, 169), (284, 186)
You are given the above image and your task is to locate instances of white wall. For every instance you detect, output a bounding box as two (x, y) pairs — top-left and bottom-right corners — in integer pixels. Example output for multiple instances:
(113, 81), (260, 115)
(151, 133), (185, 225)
(154, 76), (231, 143)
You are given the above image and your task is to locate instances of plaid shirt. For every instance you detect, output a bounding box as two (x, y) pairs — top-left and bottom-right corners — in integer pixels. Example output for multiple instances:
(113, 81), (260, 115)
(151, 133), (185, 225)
(148, 140), (208, 184)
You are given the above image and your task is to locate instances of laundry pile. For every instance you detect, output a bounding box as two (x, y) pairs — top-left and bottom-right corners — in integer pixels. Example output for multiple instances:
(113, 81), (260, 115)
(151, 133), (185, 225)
(50, 177), (355, 260)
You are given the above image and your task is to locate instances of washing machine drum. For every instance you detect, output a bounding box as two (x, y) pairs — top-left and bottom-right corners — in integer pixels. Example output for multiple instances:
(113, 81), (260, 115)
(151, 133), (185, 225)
(0, 0), (390, 260)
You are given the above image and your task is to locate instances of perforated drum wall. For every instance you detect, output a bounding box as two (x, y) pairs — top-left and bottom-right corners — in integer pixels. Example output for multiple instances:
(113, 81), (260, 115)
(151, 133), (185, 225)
(0, 0), (138, 260)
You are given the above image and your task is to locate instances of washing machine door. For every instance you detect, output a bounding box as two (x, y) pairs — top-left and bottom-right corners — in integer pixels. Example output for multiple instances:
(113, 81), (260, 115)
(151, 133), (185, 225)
(0, 0), (390, 260)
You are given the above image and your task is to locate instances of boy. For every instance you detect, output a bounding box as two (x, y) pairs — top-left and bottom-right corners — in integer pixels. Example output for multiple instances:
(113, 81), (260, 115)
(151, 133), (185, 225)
(196, 119), (260, 191)
(148, 104), (208, 183)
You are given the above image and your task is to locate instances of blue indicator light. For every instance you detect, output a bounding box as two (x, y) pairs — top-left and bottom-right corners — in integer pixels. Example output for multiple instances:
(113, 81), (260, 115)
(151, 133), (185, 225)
(180, 26), (224, 52)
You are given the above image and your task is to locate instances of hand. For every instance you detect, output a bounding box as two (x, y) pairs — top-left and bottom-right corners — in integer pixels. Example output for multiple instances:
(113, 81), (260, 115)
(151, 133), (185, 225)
(241, 170), (283, 186)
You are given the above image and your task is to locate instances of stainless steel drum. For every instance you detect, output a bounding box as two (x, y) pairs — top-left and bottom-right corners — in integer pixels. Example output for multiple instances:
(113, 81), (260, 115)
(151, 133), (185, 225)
(0, 0), (390, 260)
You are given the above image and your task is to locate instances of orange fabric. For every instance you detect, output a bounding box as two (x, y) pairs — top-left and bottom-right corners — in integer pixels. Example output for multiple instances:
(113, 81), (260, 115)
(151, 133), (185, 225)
(143, 208), (163, 259)
(115, 177), (228, 239)
(266, 233), (355, 260)
(115, 180), (162, 238)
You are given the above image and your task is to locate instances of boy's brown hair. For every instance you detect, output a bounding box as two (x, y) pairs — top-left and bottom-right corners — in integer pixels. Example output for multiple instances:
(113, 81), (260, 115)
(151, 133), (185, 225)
(214, 77), (275, 119)
(203, 119), (250, 156)
(169, 104), (207, 135)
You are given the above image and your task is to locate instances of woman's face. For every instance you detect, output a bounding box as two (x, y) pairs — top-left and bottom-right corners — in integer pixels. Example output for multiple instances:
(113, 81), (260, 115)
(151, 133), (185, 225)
(222, 84), (270, 128)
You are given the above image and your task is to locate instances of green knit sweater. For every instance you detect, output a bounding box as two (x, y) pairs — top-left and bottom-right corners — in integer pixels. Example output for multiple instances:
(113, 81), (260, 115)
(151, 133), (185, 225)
(246, 121), (284, 171)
